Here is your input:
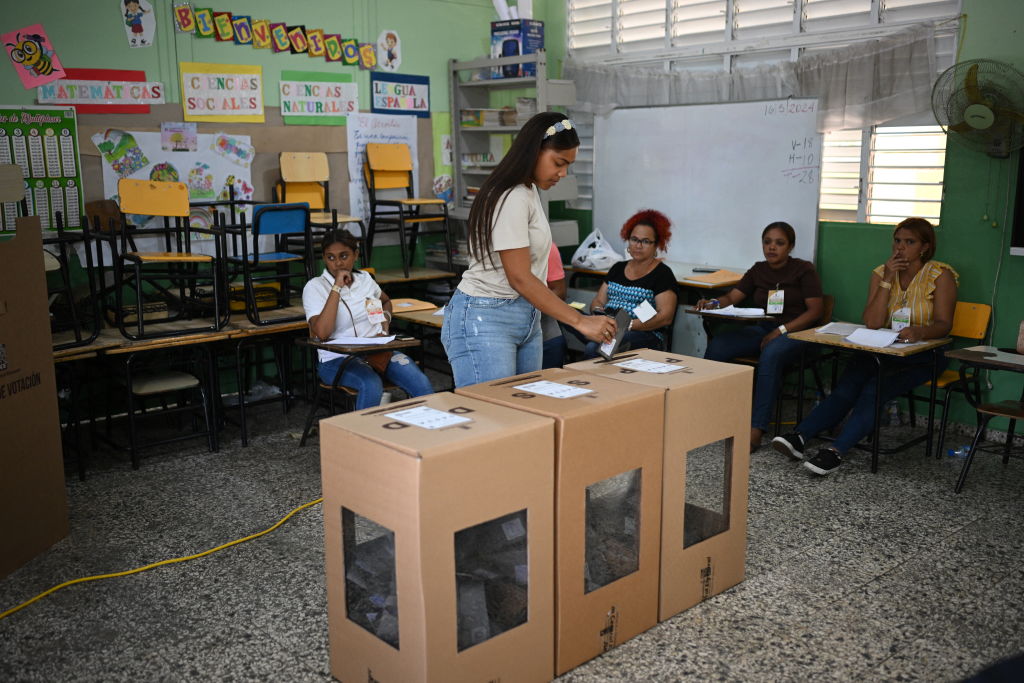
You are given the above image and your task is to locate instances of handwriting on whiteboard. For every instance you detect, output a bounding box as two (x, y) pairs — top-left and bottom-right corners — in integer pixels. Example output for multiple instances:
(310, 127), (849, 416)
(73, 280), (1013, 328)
(763, 100), (817, 116)
(781, 136), (818, 184)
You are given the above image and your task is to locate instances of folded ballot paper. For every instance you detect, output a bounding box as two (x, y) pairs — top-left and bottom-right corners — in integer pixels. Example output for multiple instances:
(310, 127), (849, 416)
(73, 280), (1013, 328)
(712, 305), (766, 318)
(845, 328), (900, 348)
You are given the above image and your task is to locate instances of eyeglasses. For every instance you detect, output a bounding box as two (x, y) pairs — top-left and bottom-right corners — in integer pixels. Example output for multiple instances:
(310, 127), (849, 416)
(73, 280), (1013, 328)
(628, 237), (655, 247)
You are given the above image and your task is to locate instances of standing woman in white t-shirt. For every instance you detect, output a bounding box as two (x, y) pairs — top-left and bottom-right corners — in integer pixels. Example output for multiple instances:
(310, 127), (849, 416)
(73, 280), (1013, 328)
(302, 229), (434, 409)
(442, 112), (614, 387)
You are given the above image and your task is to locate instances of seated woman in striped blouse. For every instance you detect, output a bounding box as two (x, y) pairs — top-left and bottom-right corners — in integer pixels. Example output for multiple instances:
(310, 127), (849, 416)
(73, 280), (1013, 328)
(772, 217), (959, 475)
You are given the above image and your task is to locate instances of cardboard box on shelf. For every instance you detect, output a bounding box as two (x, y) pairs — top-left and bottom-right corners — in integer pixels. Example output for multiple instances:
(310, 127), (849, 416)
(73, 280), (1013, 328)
(320, 392), (556, 683)
(456, 368), (664, 675)
(490, 20), (544, 78)
(0, 219), (69, 580)
(566, 349), (753, 621)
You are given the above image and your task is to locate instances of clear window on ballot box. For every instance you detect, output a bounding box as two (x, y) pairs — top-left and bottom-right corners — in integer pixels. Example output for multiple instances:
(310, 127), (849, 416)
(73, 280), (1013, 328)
(683, 438), (733, 548)
(584, 468), (641, 593)
(343, 508), (400, 649)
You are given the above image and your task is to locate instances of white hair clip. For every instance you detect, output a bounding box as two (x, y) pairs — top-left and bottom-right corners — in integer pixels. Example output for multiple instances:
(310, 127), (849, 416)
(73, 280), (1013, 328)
(543, 119), (574, 140)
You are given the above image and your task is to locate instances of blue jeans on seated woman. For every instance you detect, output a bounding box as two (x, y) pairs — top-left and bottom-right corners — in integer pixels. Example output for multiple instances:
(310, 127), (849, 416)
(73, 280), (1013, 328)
(441, 289), (541, 388)
(317, 351), (434, 411)
(704, 321), (807, 432)
(794, 346), (949, 453)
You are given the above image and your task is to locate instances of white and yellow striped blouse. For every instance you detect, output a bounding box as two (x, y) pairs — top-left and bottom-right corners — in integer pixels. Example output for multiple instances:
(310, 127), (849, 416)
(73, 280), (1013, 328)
(871, 260), (959, 327)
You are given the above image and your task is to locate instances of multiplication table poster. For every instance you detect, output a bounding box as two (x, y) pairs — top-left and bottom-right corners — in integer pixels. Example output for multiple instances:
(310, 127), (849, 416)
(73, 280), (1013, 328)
(0, 105), (85, 231)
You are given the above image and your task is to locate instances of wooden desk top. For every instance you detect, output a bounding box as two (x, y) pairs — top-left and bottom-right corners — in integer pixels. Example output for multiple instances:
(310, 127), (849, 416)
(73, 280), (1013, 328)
(53, 336), (121, 361)
(374, 267), (456, 285)
(296, 336), (421, 354)
(100, 328), (234, 354)
(566, 261), (744, 290)
(392, 307), (444, 329)
(226, 307), (309, 337)
(788, 327), (951, 357)
(946, 345), (1024, 371)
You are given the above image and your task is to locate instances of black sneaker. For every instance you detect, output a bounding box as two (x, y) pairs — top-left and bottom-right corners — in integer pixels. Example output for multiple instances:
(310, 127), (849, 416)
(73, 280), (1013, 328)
(771, 433), (805, 460)
(804, 448), (842, 475)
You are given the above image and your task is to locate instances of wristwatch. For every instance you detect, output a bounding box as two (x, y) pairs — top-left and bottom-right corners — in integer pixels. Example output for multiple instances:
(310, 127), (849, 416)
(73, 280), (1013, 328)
(777, 324), (788, 335)
(331, 284), (343, 295)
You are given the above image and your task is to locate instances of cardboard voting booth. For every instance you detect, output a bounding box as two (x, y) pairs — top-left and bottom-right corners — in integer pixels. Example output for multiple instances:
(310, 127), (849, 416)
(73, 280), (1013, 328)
(0, 219), (69, 579)
(567, 349), (752, 621)
(319, 392), (556, 683)
(456, 368), (664, 675)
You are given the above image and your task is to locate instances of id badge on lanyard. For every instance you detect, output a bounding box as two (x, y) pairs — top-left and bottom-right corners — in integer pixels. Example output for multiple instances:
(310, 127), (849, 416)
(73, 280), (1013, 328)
(365, 297), (386, 325)
(891, 305), (911, 332)
(766, 288), (785, 315)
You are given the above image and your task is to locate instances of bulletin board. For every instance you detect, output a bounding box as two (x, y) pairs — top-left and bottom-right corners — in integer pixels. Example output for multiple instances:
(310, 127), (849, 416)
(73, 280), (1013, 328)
(0, 105), (85, 232)
(96, 130), (255, 231)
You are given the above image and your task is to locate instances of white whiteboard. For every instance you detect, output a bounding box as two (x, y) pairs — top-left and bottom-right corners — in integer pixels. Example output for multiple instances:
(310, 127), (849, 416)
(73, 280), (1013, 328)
(594, 99), (823, 268)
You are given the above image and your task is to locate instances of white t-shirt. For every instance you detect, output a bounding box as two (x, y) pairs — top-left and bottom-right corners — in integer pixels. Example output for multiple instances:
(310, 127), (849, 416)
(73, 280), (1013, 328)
(458, 184), (552, 299)
(302, 269), (384, 362)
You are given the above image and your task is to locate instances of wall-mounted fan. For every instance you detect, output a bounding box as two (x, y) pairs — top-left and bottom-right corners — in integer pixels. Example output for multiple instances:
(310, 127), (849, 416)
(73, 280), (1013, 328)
(932, 58), (1024, 158)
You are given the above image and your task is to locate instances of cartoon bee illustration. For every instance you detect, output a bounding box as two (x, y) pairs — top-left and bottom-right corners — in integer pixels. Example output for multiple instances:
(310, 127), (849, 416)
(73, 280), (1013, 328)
(6, 33), (54, 77)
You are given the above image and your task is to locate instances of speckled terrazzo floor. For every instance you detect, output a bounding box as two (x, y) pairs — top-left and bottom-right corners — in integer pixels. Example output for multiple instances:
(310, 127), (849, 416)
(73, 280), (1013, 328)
(1, 395), (1023, 682)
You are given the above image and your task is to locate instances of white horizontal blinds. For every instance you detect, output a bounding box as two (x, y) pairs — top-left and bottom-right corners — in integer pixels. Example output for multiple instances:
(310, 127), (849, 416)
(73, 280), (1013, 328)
(802, 0), (874, 32)
(618, 0), (669, 52)
(867, 125), (946, 224)
(819, 129), (863, 221)
(881, 0), (961, 24)
(569, 0), (615, 56)
(733, 0), (796, 41)
(571, 116), (595, 209)
(672, 0), (728, 47)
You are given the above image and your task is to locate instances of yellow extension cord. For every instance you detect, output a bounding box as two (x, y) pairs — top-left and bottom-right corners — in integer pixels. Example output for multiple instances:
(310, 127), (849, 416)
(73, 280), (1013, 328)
(0, 497), (324, 622)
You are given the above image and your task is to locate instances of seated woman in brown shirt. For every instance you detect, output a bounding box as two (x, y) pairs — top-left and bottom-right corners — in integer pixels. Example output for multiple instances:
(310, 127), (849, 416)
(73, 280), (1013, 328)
(697, 221), (824, 451)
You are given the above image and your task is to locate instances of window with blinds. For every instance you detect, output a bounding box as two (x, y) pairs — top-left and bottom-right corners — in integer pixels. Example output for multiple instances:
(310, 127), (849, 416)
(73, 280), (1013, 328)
(566, 0), (960, 218)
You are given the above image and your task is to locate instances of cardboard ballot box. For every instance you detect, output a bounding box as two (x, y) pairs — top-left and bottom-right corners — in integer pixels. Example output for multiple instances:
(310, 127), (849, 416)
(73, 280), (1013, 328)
(0, 219), (69, 580)
(567, 350), (752, 621)
(456, 368), (664, 675)
(320, 392), (556, 683)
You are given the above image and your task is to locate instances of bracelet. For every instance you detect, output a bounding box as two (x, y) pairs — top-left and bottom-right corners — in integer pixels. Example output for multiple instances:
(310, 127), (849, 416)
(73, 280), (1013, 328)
(878, 281), (892, 290)
(331, 284), (343, 295)
(777, 324), (788, 335)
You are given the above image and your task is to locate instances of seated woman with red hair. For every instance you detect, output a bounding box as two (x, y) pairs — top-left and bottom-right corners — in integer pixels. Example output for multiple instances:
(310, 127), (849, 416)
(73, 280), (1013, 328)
(582, 209), (678, 358)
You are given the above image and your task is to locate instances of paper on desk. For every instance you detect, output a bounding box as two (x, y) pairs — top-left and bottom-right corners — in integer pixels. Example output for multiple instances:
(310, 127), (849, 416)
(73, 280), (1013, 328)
(817, 322), (861, 336)
(431, 306), (445, 317)
(327, 335), (396, 345)
(845, 328), (899, 348)
(714, 305), (766, 318)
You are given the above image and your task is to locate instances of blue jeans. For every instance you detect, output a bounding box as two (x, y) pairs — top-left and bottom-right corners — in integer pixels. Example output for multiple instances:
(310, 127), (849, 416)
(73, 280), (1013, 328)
(441, 289), (541, 388)
(795, 347), (948, 453)
(705, 322), (807, 432)
(317, 351), (434, 410)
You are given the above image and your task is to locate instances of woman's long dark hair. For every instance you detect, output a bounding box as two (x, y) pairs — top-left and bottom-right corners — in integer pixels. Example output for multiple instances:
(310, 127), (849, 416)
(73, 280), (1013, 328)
(467, 111), (579, 266)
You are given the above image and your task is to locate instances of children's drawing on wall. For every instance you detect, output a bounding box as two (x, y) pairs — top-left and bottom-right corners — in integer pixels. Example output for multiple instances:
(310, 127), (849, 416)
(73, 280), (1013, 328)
(2, 24), (66, 89)
(187, 161), (215, 199)
(149, 162), (180, 182)
(92, 129), (149, 178)
(210, 133), (254, 168)
(161, 122), (197, 152)
(377, 30), (401, 72)
(122, 0), (155, 48)
(433, 174), (453, 205)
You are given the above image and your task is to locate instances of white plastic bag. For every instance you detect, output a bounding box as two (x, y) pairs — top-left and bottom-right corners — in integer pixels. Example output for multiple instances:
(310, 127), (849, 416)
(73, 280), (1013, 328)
(571, 228), (625, 270)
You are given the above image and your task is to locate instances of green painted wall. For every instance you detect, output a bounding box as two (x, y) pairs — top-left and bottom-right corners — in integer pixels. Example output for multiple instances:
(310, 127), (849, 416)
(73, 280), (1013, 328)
(819, 0), (1024, 427)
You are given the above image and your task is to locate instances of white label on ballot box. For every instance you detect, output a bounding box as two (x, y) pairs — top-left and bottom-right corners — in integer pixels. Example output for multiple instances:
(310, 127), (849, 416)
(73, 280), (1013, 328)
(513, 380), (593, 399)
(384, 405), (472, 429)
(614, 358), (688, 374)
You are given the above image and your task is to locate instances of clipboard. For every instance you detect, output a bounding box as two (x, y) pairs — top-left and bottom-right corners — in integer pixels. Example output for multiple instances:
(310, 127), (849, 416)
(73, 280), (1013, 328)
(598, 309), (633, 361)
